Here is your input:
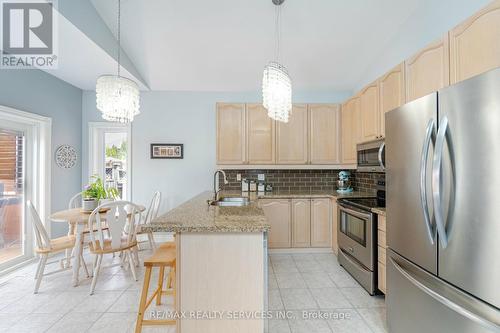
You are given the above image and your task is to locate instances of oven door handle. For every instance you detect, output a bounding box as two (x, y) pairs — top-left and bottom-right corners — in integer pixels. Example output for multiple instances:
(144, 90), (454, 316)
(339, 205), (371, 220)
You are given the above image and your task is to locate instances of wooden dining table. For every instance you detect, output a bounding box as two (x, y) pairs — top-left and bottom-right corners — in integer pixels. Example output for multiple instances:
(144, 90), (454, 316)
(50, 204), (146, 286)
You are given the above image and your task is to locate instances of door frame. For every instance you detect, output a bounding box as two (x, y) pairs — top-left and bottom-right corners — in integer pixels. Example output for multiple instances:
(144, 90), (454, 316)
(0, 105), (51, 272)
(88, 122), (132, 201)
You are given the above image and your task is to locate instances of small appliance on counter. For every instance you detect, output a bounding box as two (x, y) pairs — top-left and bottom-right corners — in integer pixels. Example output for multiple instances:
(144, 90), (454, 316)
(257, 181), (266, 193)
(336, 171), (353, 193)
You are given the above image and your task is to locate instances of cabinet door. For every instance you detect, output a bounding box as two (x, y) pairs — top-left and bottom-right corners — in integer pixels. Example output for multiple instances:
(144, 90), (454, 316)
(331, 199), (339, 255)
(379, 63), (405, 137)
(311, 198), (331, 248)
(360, 82), (380, 142)
(260, 199), (291, 248)
(405, 35), (450, 102)
(309, 104), (340, 164)
(246, 104), (275, 164)
(216, 103), (246, 164)
(291, 199), (311, 248)
(341, 97), (360, 164)
(449, 0), (500, 84)
(276, 104), (308, 164)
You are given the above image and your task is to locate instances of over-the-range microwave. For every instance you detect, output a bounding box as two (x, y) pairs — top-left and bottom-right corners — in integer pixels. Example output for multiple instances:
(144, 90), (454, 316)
(357, 138), (385, 172)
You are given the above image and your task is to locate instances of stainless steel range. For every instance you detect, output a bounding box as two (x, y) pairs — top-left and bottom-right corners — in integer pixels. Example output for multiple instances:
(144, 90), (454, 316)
(337, 178), (385, 295)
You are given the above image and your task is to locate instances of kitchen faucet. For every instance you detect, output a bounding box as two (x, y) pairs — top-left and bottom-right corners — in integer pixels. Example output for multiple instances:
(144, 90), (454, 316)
(213, 169), (228, 202)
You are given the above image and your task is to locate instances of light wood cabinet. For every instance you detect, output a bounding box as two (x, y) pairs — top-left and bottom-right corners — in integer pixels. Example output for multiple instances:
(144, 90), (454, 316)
(405, 35), (450, 102)
(379, 63), (405, 137)
(260, 197), (331, 249)
(216, 103), (246, 164)
(331, 199), (339, 255)
(276, 104), (308, 164)
(309, 104), (341, 164)
(246, 104), (275, 164)
(360, 82), (381, 142)
(291, 199), (311, 248)
(260, 199), (291, 249)
(341, 96), (360, 164)
(311, 198), (331, 248)
(377, 214), (387, 294)
(449, 0), (500, 84)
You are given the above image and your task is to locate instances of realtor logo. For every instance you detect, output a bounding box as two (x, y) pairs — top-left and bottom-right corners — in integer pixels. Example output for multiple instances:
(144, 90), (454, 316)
(1, 0), (58, 68)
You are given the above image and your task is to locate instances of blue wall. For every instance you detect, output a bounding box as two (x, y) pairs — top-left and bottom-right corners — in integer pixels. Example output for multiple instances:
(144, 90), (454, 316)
(0, 69), (82, 237)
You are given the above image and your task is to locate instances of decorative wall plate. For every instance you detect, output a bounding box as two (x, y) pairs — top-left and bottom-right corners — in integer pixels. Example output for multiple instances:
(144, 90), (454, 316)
(55, 144), (77, 169)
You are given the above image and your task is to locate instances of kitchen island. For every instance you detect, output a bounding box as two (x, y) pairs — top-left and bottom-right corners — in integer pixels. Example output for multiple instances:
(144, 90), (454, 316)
(142, 191), (270, 333)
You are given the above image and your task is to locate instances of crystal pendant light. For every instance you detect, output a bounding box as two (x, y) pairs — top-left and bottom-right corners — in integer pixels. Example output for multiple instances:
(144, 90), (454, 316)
(96, 0), (140, 123)
(262, 0), (292, 123)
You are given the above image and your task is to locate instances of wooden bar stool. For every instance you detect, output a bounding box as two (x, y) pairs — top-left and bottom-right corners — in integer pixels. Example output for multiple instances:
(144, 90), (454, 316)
(135, 242), (176, 333)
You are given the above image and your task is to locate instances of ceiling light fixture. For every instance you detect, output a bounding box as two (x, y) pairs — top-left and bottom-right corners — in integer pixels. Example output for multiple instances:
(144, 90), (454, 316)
(96, 0), (140, 123)
(262, 0), (292, 123)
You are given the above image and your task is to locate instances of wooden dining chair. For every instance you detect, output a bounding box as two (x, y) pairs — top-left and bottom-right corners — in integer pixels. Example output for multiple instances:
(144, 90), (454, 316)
(27, 200), (88, 293)
(88, 201), (142, 295)
(136, 191), (161, 251)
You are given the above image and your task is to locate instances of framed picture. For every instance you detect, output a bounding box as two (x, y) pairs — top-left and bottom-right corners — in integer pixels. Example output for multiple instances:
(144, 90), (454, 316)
(150, 143), (184, 159)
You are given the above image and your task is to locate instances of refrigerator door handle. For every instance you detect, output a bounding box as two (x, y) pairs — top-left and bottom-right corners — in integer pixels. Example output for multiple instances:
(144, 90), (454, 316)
(432, 116), (449, 248)
(389, 256), (500, 332)
(420, 119), (436, 245)
(378, 142), (386, 171)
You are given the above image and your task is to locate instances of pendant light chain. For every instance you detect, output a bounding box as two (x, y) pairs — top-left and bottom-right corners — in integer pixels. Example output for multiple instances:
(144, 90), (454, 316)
(275, 4), (281, 64)
(117, 0), (121, 77)
(96, 0), (141, 123)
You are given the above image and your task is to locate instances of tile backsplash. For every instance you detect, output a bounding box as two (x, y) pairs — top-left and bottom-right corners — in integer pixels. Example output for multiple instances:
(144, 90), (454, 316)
(220, 169), (384, 194)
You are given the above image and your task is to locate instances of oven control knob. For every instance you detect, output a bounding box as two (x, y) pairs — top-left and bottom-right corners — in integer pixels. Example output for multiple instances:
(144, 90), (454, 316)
(348, 247), (354, 253)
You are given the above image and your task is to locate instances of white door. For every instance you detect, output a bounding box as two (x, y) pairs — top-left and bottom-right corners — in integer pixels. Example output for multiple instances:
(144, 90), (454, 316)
(89, 123), (131, 200)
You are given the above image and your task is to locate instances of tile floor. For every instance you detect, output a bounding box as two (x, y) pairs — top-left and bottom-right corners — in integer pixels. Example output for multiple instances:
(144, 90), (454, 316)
(267, 253), (387, 333)
(0, 251), (387, 333)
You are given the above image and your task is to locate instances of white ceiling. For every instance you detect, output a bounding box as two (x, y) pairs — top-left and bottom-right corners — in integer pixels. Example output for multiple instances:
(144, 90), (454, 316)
(90, 0), (423, 92)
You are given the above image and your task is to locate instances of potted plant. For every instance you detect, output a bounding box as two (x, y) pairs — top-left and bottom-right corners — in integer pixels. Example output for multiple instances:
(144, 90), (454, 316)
(82, 176), (119, 212)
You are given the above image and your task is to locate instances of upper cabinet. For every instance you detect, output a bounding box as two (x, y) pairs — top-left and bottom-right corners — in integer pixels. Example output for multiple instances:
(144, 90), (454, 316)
(378, 63), (405, 137)
(246, 104), (275, 164)
(309, 104), (341, 164)
(341, 96), (360, 164)
(405, 35), (450, 102)
(449, 0), (500, 84)
(216, 103), (246, 164)
(360, 82), (381, 142)
(276, 104), (308, 164)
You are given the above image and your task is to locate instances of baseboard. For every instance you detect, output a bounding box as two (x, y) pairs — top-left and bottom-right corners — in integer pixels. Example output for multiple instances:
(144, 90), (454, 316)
(269, 248), (334, 254)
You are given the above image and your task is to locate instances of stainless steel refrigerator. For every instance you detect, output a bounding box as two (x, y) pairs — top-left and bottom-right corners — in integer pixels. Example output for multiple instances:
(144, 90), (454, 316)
(385, 68), (500, 333)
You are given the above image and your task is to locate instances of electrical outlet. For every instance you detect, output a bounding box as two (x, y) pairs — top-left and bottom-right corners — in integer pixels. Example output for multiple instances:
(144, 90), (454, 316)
(236, 173), (241, 181)
(258, 174), (265, 181)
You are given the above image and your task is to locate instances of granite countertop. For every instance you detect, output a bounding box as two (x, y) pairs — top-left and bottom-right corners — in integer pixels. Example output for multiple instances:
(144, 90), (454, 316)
(143, 191), (269, 233)
(372, 207), (386, 216)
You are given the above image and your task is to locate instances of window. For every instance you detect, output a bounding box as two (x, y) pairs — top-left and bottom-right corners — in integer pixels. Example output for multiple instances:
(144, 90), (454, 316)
(89, 123), (131, 200)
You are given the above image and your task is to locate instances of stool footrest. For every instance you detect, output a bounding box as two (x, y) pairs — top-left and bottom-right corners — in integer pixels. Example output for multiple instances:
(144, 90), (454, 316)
(141, 320), (176, 326)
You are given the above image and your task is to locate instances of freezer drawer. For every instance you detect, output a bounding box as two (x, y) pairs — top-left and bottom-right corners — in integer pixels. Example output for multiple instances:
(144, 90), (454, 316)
(387, 250), (500, 333)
